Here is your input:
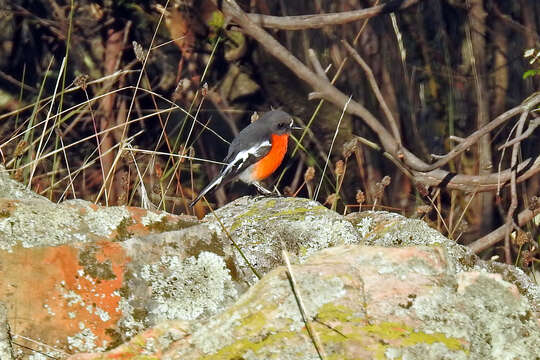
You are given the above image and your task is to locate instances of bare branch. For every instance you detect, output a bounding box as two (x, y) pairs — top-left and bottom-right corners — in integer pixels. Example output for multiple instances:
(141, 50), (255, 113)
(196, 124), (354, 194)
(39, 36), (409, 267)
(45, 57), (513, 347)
(308, 49), (330, 81)
(219, 0), (540, 193)
(503, 111), (529, 263)
(498, 118), (540, 150)
(342, 40), (401, 144)
(246, 0), (420, 30)
(412, 155), (540, 192)
(418, 93), (540, 172)
(468, 207), (540, 254)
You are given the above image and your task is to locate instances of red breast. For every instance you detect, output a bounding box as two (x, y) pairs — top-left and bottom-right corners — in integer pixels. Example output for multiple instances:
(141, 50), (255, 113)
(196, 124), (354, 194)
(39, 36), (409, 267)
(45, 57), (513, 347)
(252, 133), (289, 181)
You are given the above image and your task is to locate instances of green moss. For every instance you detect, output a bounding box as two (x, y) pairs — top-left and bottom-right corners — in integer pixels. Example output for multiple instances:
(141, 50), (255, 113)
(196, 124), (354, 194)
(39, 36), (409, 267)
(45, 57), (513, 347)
(113, 217), (134, 242)
(363, 322), (466, 353)
(238, 311), (268, 334)
(272, 206), (326, 219)
(402, 331), (463, 350)
(316, 303), (363, 323)
(229, 201), (325, 232)
(197, 318), (466, 359)
(201, 331), (297, 360)
(78, 245), (116, 280)
(146, 217), (197, 233)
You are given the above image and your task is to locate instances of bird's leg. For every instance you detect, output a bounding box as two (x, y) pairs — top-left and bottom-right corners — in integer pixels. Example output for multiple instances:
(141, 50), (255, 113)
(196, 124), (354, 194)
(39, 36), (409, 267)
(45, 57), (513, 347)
(252, 181), (273, 195)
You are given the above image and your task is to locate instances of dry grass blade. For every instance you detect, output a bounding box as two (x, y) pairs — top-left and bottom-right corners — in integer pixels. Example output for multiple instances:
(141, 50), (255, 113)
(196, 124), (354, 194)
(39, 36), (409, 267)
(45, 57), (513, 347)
(28, 57), (66, 188)
(314, 95), (352, 201)
(11, 333), (68, 359)
(204, 198), (261, 280)
(280, 242), (326, 360)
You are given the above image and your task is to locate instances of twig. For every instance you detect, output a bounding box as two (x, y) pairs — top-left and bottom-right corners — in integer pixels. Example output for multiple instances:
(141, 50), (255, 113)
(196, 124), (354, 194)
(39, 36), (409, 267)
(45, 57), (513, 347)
(504, 111), (529, 263)
(411, 154), (540, 192)
(217, 0), (540, 192)
(423, 190), (451, 235)
(468, 207), (540, 253)
(0, 303), (14, 360)
(308, 49), (329, 81)
(54, 131), (144, 201)
(448, 190), (477, 240)
(498, 118), (540, 150)
(281, 243), (326, 359)
(342, 40), (401, 144)
(11, 333), (69, 359)
(420, 94), (540, 172)
(28, 56), (66, 188)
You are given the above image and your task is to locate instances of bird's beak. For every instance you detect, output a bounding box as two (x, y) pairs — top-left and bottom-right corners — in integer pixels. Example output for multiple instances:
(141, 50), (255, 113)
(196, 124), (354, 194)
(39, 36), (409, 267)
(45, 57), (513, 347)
(289, 118), (302, 130)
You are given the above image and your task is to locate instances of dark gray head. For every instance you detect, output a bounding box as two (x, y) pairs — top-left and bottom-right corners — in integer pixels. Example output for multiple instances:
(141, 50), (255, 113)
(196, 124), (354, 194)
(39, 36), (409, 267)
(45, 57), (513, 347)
(258, 110), (295, 135)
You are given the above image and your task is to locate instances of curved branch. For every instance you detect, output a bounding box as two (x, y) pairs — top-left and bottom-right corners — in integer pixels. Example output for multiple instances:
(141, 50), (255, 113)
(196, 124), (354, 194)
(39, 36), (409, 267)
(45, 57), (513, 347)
(219, 0), (400, 156)
(246, 0), (420, 30)
(412, 155), (540, 192)
(423, 94), (540, 172)
(468, 207), (540, 254)
(342, 40), (401, 144)
(219, 0), (540, 192)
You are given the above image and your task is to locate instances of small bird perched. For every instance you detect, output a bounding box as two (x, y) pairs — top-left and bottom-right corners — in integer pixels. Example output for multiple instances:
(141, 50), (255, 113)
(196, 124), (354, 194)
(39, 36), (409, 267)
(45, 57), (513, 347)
(189, 110), (297, 207)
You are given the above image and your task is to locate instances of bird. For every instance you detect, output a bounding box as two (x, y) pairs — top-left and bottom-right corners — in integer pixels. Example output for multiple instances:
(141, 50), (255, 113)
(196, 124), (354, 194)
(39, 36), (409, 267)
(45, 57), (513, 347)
(189, 110), (297, 207)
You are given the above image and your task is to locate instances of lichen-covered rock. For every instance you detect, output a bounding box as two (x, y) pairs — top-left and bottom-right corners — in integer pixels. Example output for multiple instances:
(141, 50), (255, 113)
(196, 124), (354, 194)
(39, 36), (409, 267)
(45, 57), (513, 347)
(205, 196), (361, 283)
(68, 246), (540, 360)
(0, 166), (198, 251)
(347, 210), (539, 311)
(0, 302), (14, 360)
(0, 166), (47, 201)
(1, 169), (538, 359)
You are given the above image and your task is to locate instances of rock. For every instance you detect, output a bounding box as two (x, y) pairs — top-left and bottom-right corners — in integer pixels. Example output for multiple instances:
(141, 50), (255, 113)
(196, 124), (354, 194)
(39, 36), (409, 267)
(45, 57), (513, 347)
(347, 210), (540, 309)
(0, 166), (47, 200)
(0, 302), (14, 360)
(68, 245), (540, 360)
(1, 166), (538, 358)
(0, 166), (203, 355)
(205, 196), (361, 284)
(0, 166), (198, 250)
(0, 185), (363, 357)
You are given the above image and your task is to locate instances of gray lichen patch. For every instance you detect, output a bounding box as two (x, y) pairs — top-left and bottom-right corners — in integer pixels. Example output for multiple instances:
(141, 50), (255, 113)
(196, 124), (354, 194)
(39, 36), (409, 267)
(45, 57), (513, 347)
(385, 342), (468, 360)
(0, 197), (134, 250)
(276, 272), (346, 331)
(348, 211), (539, 309)
(77, 203), (131, 238)
(0, 199), (86, 250)
(140, 210), (168, 226)
(0, 166), (48, 201)
(205, 196), (361, 283)
(411, 272), (540, 359)
(350, 211), (460, 257)
(140, 251), (237, 321)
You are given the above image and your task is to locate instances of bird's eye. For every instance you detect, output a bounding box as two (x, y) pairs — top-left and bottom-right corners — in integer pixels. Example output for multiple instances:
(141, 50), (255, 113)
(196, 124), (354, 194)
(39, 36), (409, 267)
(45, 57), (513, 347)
(278, 122), (286, 128)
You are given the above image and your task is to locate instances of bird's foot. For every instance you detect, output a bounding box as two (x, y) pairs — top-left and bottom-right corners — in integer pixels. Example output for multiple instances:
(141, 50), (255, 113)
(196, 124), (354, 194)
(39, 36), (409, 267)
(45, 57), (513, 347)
(253, 181), (273, 195)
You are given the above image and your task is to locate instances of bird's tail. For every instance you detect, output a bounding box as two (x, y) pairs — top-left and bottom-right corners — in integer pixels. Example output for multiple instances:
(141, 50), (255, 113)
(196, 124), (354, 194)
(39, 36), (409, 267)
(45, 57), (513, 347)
(189, 175), (224, 207)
